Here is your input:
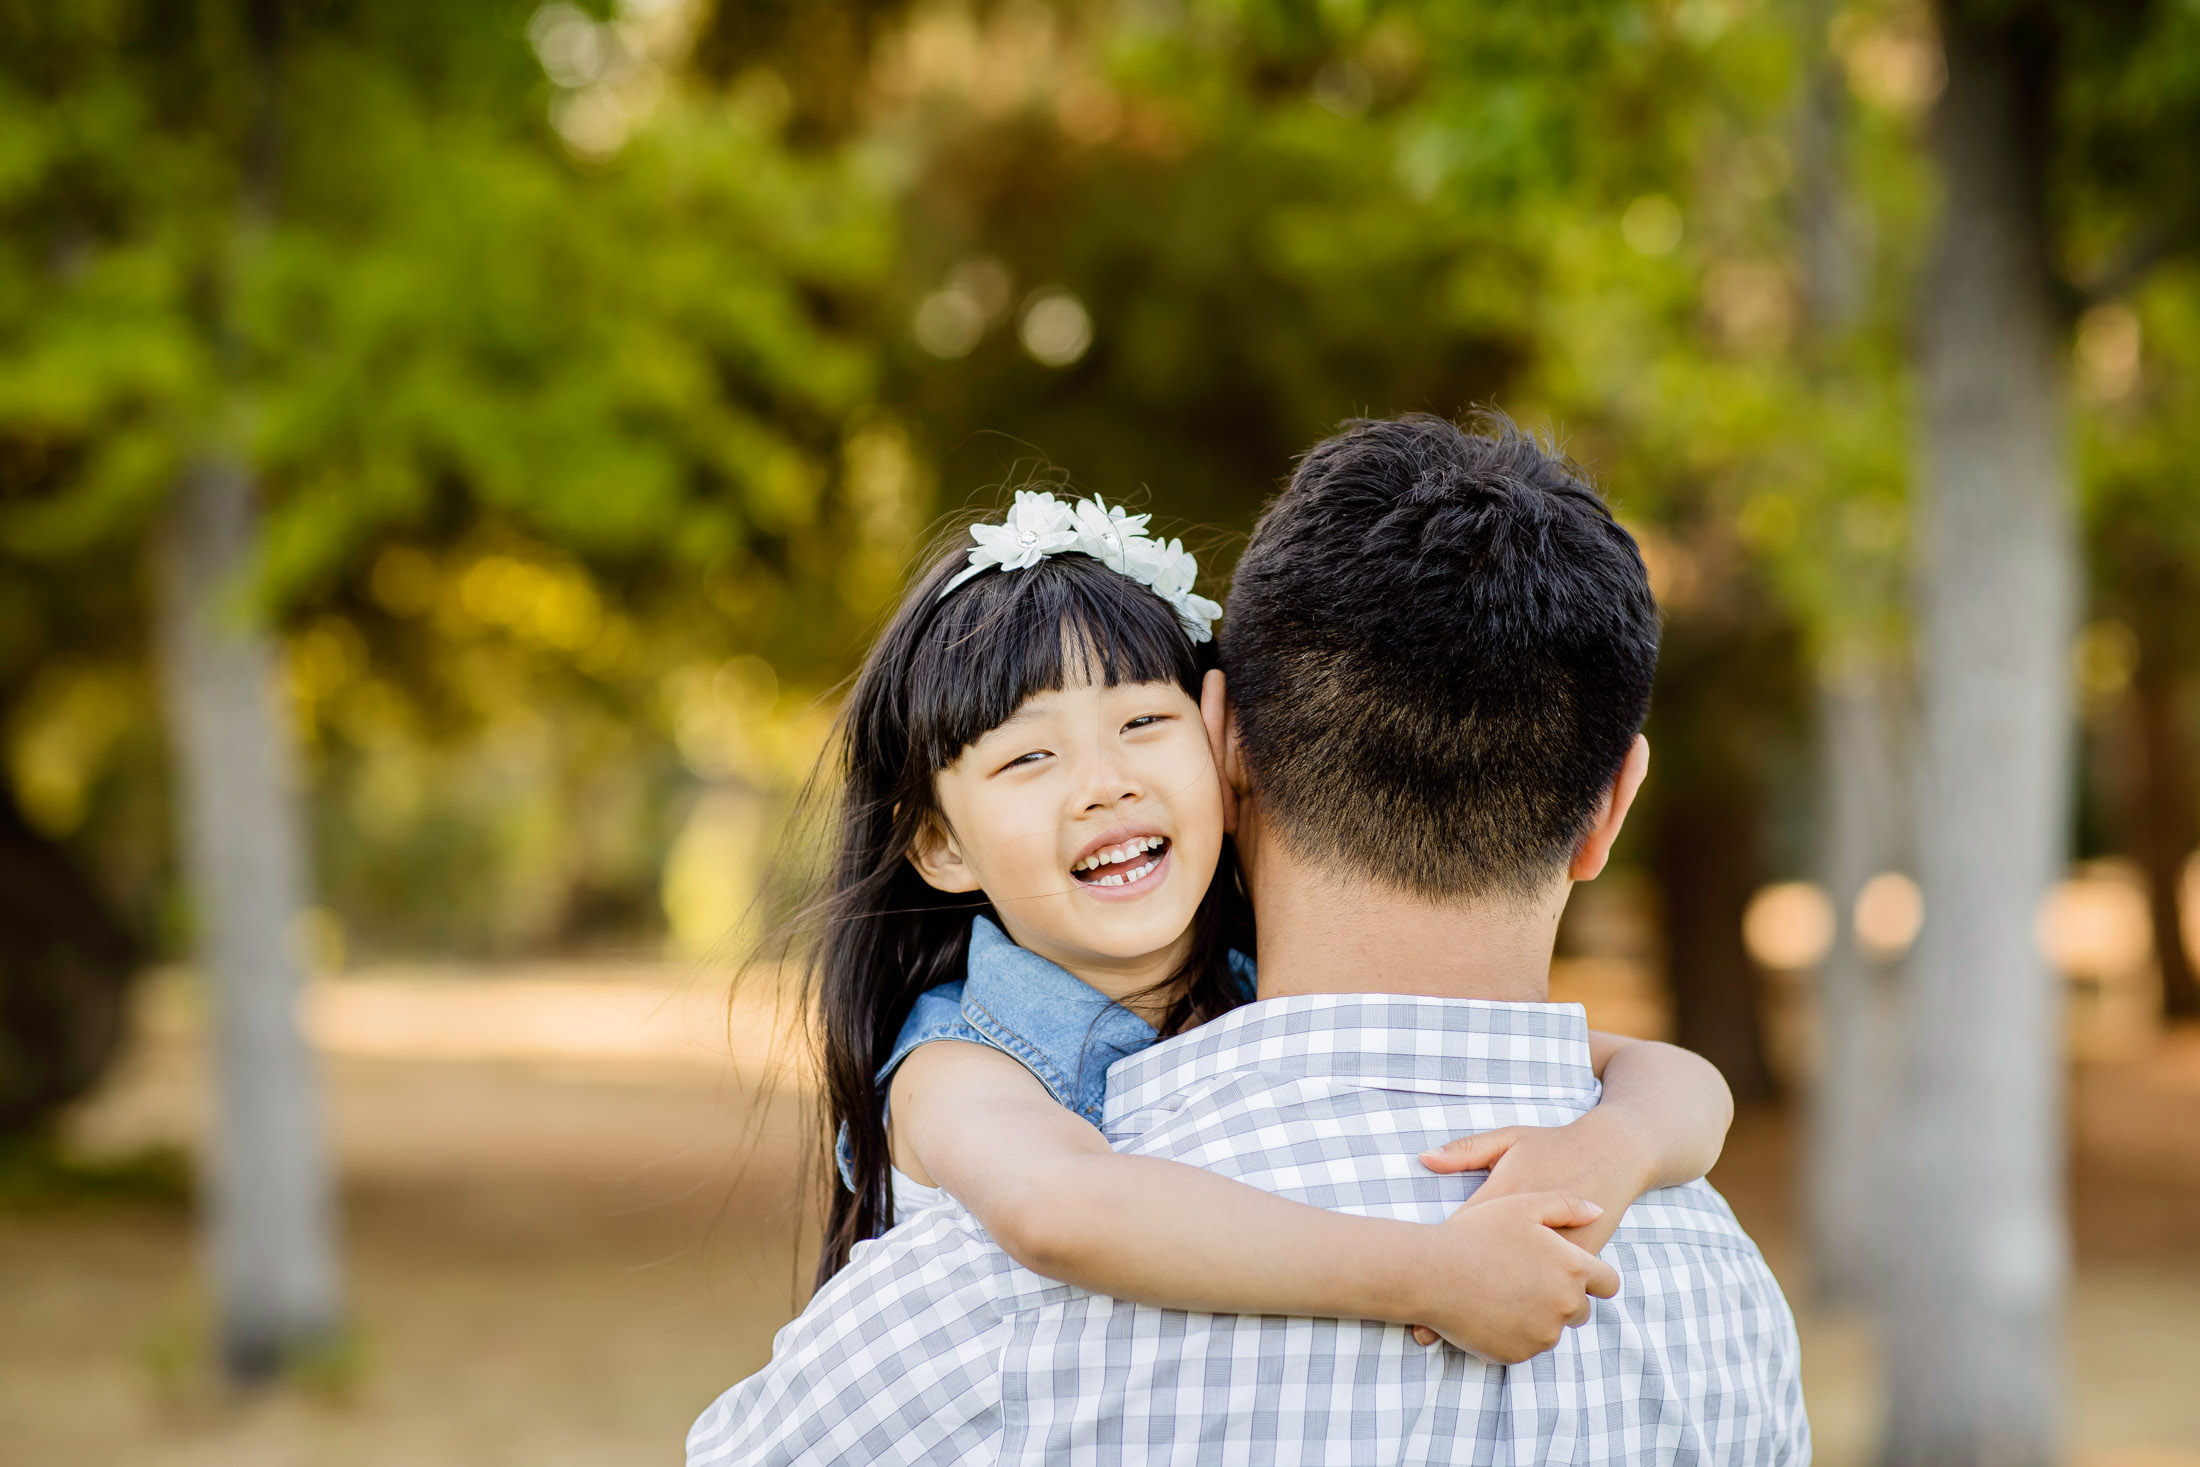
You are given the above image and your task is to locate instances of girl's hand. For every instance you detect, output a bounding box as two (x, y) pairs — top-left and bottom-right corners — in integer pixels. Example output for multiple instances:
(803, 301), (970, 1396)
(1426, 1122), (1654, 1241)
(1405, 1039), (1731, 1346)
(1406, 1190), (1620, 1360)
(1406, 1121), (1652, 1347)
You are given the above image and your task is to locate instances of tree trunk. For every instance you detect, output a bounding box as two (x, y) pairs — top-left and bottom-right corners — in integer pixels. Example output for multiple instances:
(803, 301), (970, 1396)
(1643, 580), (1794, 1104)
(1810, 667), (1910, 1307)
(1886, 10), (2073, 1465)
(1654, 784), (1777, 1101)
(1793, 0), (1910, 1309)
(153, 455), (342, 1383)
(0, 782), (139, 1133)
(2128, 660), (2200, 1020)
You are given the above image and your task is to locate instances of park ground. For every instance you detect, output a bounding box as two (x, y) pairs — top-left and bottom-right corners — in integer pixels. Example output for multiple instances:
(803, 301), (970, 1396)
(3, 965), (2198, 1467)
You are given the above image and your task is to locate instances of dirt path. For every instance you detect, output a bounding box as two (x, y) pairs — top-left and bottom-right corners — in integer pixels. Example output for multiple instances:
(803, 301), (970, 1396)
(4, 971), (2197, 1466)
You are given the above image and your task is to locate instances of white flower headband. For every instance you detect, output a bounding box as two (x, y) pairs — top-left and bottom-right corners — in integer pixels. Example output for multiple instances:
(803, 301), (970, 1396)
(940, 490), (1224, 643)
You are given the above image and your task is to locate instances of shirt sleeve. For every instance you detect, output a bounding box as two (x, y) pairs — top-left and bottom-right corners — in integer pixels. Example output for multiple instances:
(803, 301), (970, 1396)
(685, 1205), (1029, 1467)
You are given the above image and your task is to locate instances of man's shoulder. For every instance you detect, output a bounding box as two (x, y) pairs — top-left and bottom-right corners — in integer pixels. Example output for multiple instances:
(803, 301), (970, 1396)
(1610, 1177), (1770, 1255)
(835, 1199), (1052, 1304)
(1101, 990), (1600, 1130)
(993, 1180), (1806, 1466)
(686, 1202), (1063, 1467)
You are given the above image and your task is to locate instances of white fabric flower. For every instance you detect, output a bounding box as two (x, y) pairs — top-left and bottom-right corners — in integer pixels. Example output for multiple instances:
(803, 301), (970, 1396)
(1070, 496), (1152, 573)
(1166, 589), (1224, 643)
(943, 490), (1079, 591)
(1132, 537), (1222, 642)
(941, 493), (1220, 643)
(1126, 536), (1192, 597)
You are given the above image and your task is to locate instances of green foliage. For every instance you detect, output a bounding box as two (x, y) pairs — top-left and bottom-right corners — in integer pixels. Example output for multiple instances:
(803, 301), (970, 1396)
(874, 0), (1925, 655)
(2083, 259), (2200, 682)
(6, 0), (2200, 963)
(0, 1), (900, 956)
(0, 1), (890, 601)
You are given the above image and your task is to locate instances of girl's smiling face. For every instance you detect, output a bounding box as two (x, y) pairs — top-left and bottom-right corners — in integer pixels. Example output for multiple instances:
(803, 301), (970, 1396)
(908, 673), (1225, 1006)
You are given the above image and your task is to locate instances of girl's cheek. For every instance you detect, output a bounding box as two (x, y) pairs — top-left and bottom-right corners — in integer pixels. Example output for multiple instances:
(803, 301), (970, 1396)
(1173, 755), (1228, 842)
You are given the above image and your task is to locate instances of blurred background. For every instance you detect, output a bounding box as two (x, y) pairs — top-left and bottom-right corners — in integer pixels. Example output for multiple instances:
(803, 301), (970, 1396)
(3, 1), (2198, 1463)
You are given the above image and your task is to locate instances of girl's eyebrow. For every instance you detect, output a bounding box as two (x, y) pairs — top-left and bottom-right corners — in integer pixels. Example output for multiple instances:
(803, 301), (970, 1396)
(983, 703), (1048, 737)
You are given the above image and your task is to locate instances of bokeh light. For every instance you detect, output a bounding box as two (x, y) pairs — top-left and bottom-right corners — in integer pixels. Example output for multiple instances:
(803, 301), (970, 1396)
(1621, 194), (1683, 256)
(1743, 881), (1836, 970)
(2077, 303), (2143, 402)
(2037, 868), (2152, 981)
(1855, 872), (1925, 962)
(1019, 290), (1093, 367)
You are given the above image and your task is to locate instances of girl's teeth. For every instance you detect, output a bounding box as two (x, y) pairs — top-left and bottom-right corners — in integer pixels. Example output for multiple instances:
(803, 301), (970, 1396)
(1095, 856), (1161, 888)
(1075, 836), (1164, 873)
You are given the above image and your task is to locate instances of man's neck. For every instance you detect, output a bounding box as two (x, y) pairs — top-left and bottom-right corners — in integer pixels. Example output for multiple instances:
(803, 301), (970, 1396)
(1247, 839), (1568, 1004)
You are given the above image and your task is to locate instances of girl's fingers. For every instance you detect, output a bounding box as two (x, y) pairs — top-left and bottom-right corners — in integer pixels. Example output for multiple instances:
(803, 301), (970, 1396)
(1518, 1190), (1606, 1230)
(1412, 1325), (1439, 1346)
(1420, 1127), (1520, 1173)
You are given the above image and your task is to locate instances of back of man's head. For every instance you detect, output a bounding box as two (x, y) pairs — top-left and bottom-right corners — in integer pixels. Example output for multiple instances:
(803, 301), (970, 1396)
(1221, 413), (1660, 900)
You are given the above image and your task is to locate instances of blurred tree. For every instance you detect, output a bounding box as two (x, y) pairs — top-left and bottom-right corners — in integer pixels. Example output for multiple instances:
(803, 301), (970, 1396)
(1892, 10), (2074, 1456)
(1788, 0), (1916, 1311)
(0, 0), (887, 1380)
(690, 0), (908, 142)
(0, 777), (137, 1133)
(2086, 283), (2200, 1023)
(1888, 2), (2200, 1460)
(1638, 533), (1806, 1103)
(2066, 0), (2200, 1026)
(0, 462), (158, 1137)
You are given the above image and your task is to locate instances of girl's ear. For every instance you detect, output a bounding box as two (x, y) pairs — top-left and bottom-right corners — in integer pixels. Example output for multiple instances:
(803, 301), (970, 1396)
(908, 813), (983, 893)
(1200, 669), (1242, 834)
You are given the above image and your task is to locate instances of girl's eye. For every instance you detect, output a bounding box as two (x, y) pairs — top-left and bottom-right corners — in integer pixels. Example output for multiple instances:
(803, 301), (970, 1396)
(1123, 714), (1169, 733)
(999, 750), (1050, 773)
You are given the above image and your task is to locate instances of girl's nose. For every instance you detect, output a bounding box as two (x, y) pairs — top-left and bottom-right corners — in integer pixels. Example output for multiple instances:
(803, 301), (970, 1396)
(1074, 749), (1141, 812)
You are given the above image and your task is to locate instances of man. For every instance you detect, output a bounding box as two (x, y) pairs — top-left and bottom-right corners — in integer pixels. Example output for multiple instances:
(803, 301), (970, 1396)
(690, 415), (1807, 1465)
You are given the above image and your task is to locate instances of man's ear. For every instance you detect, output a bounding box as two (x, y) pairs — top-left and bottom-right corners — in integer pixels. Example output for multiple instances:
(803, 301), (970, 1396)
(1199, 669), (1245, 833)
(1570, 735), (1650, 882)
(907, 812), (983, 893)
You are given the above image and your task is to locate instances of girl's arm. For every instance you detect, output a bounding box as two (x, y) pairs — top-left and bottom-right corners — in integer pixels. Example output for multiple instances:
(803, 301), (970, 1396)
(1420, 1032), (1735, 1259)
(889, 1039), (1619, 1363)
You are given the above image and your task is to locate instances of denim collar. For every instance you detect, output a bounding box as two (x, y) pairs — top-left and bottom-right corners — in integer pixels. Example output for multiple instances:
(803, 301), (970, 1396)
(960, 914), (1160, 1125)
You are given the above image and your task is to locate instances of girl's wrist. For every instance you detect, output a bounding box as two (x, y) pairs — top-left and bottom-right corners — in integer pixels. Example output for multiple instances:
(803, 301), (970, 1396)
(1308, 1216), (1443, 1325)
(1565, 1104), (1663, 1199)
(1371, 1220), (1462, 1325)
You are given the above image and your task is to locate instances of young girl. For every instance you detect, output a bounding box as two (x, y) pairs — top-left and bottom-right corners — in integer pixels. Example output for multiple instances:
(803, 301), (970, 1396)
(797, 490), (1731, 1362)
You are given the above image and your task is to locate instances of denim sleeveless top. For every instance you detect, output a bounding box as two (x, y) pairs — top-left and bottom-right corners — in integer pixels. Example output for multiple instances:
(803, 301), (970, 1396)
(835, 915), (1256, 1210)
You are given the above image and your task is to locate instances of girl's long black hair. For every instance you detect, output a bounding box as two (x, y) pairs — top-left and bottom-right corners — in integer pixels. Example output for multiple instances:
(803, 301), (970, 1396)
(793, 540), (1253, 1287)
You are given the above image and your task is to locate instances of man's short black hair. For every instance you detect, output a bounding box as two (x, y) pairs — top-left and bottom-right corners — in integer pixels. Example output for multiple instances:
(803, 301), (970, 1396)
(1221, 413), (1660, 899)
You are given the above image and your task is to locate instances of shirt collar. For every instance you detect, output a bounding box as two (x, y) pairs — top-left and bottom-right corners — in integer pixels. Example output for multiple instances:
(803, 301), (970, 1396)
(961, 915), (1159, 1123)
(1101, 991), (1597, 1129)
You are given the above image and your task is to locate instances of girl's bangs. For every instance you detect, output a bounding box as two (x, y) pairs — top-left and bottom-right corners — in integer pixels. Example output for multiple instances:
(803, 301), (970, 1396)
(907, 555), (1201, 772)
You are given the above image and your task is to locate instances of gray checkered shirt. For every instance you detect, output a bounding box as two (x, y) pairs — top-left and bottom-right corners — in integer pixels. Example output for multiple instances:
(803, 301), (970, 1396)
(688, 994), (1809, 1465)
